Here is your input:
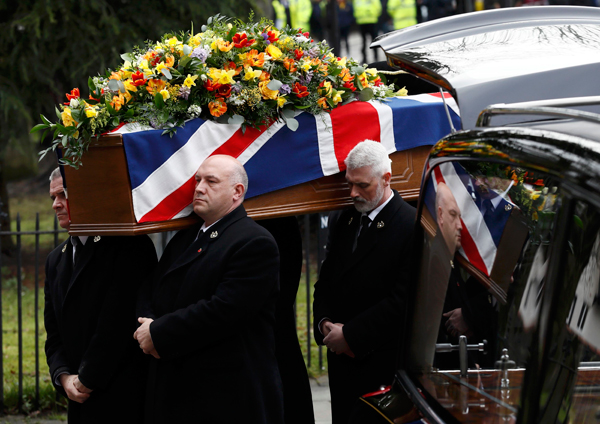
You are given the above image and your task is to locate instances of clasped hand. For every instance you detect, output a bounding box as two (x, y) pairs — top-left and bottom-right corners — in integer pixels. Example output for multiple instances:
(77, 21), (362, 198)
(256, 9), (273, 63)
(322, 321), (355, 358)
(59, 374), (92, 404)
(133, 317), (160, 359)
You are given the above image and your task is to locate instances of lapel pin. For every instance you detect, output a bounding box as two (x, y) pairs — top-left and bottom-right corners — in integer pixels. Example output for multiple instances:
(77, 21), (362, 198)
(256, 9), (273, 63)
(505, 204), (512, 211)
(348, 217), (353, 225)
(94, 236), (101, 242)
(377, 221), (384, 228)
(62, 245), (67, 253)
(198, 248), (203, 253)
(210, 231), (218, 239)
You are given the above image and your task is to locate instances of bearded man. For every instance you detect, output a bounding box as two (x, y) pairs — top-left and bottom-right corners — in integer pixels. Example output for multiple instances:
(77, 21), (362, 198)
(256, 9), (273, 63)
(313, 140), (416, 424)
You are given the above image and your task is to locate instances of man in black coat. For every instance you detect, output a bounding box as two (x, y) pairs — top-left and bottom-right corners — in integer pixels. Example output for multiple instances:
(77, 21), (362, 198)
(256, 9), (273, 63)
(313, 140), (416, 424)
(134, 155), (284, 424)
(44, 168), (157, 423)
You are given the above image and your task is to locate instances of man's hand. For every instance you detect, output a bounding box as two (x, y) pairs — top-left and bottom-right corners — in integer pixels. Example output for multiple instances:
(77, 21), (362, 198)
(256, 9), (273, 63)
(73, 376), (93, 394)
(134, 317), (160, 359)
(59, 374), (90, 403)
(323, 322), (355, 358)
(443, 308), (473, 339)
(320, 319), (333, 337)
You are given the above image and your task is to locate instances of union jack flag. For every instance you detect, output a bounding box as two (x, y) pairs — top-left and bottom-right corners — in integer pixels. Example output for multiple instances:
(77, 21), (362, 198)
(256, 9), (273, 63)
(113, 94), (460, 224)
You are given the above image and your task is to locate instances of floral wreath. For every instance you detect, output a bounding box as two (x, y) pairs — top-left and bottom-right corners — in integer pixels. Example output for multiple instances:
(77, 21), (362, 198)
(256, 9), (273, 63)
(33, 13), (406, 168)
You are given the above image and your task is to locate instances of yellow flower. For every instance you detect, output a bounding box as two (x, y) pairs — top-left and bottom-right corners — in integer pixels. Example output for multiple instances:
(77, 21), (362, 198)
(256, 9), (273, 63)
(259, 80), (279, 100)
(217, 69), (236, 85)
(265, 44), (283, 60)
(396, 86), (408, 96)
(277, 96), (287, 108)
(111, 93), (125, 111)
(85, 105), (99, 118)
(318, 81), (332, 97)
(184, 74), (198, 88)
(167, 37), (179, 47)
(299, 59), (311, 72)
(317, 97), (329, 110)
(358, 72), (369, 88)
(211, 38), (233, 52)
(61, 107), (76, 127)
(365, 68), (378, 76)
(160, 89), (170, 100)
(156, 62), (167, 73)
(123, 80), (138, 93)
(337, 57), (347, 68)
(244, 67), (262, 81)
(332, 90), (344, 105)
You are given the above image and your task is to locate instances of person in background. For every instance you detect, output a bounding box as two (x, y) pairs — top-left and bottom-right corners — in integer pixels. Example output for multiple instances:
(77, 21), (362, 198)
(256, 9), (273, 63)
(353, 0), (382, 63)
(135, 155), (283, 423)
(313, 140), (416, 424)
(387, 0), (417, 30)
(44, 167), (157, 423)
(273, 0), (313, 32)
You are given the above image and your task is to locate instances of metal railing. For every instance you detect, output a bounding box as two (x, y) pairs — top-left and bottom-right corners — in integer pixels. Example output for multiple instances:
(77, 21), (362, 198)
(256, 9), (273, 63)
(0, 212), (327, 413)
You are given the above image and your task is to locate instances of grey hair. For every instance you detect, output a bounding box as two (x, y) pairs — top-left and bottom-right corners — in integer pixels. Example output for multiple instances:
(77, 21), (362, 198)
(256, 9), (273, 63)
(49, 167), (62, 182)
(230, 161), (249, 200)
(344, 140), (392, 177)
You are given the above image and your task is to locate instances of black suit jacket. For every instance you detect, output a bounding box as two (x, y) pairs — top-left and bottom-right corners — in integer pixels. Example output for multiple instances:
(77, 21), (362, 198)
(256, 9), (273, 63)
(313, 191), (415, 423)
(139, 205), (284, 424)
(44, 234), (157, 424)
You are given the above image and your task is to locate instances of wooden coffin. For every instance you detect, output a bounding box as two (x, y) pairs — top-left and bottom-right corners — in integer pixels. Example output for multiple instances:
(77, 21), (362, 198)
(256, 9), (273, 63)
(63, 134), (431, 236)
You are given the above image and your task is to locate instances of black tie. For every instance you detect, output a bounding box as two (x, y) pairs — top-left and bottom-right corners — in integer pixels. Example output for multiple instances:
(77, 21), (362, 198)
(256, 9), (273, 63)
(483, 199), (494, 220)
(353, 215), (371, 252)
(71, 236), (82, 266)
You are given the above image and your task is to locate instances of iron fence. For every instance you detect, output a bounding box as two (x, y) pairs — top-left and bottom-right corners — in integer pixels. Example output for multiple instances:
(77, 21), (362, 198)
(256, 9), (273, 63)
(0, 213), (328, 413)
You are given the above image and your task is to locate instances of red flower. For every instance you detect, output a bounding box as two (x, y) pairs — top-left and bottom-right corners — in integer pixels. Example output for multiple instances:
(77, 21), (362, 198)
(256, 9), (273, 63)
(215, 84), (233, 98)
(131, 71), (148, 86)
(264, 30), (279, 43)
(204, 79), (222, 92)
(343, 81), (357, 92)
(292, 82), (310, 98)
(224, 61), (242, 76)
(233, 33), (255, 48)
(373, 77), (383, 86)
(64, 88), (80, 105)
(294, 49), (304, 60)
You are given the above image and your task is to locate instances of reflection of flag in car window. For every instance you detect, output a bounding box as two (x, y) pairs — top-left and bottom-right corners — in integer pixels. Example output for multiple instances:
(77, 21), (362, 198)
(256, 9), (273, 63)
(428, 162), (512, 277)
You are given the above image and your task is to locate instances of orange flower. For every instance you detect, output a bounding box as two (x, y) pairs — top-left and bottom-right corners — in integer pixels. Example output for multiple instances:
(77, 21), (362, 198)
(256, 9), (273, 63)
(283, 58), (297, 73)
(131, 71), (148, 87)
(339, 68), (353, 82)
(259, 71), (271, 82)
(224, 61), (243, 76)
(146, 79), (166, 95)
(111, 93), (125, 111)
(110, 71), (123, 80)
(292, 82), (309, 98)
(165, 54), (175, 68)
(208, 98), (227, 117)
(243, 50), (265, 68)
(317, 97), (330, 110)
(259, 81), (279, 100)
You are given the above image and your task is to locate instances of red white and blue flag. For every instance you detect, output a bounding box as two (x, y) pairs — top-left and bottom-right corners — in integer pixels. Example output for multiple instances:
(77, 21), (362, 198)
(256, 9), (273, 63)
(113, 94), (460, 224)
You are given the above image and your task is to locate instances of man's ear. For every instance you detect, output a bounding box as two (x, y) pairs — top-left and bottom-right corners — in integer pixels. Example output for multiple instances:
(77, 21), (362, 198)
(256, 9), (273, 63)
(383, 171), (392, 187)
(233, 183), (245, 201)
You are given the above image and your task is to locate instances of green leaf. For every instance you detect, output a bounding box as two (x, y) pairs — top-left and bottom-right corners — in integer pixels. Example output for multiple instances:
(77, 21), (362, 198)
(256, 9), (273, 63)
(88, 77), (97, 93)
(154, 93), (165, 109)
(40, 114), (52, 125)
(183, 45), (192, 56)
(118, 80), (126, 93)
(207, 16), (213, 25)
(108, 79), (121, 92)
(358, 88), (374, 102)
(30, 124), (48, 134)
(201, 25), (207, 32)
(285, 117), (299, 131)
(351, 66), (365, 75)
(179, 56), (191, 69)
(161, 68), (172, 79)
(267, 79), (282, 91)
(574, 215), (584, 229)
(226, 26), (237, 41)
(228, 114), (245, 125)
(112, 117), (120, 127)
(120, 53), (134, 63)
(281, 108), (295, 119)
(61, 135), (68, 147)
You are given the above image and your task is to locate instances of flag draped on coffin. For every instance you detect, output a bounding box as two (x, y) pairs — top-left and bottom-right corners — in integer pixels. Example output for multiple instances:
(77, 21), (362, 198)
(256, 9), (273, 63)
(114, 93), (461, 224)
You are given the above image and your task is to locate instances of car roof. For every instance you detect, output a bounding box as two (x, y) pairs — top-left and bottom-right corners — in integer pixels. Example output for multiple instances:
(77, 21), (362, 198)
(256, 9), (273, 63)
(374, 6), (600, 129)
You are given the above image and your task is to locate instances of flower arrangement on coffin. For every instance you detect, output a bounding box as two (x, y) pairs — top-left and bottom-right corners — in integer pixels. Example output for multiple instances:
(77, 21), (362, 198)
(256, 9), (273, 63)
(32, 13), (405, 168)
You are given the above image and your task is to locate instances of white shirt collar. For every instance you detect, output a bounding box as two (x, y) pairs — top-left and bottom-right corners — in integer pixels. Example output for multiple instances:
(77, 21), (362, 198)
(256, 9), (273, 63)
(365, 191), (394, 222)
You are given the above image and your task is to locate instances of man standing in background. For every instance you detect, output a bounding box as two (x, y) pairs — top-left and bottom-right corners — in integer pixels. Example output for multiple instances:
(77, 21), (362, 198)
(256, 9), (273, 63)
(44, 167), (157, 423)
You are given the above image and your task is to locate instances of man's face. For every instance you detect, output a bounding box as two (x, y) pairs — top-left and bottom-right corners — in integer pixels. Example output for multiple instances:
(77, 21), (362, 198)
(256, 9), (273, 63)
(193, 156), (237, 225)
(50, 177), (70, 230)
(438, 186), (462, 253)
(346, 166), (385, 213)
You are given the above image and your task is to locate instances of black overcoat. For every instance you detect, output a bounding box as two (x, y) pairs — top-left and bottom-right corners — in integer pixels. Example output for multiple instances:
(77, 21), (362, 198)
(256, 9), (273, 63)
(138, 205), (284, 423)
(44, 234), (157, 424)
(313, 191), (416, 424)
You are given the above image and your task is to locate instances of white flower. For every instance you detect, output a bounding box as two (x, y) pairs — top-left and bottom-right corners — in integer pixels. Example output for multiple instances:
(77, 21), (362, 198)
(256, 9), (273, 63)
(200, 74), (208, 82)
(295, 35), (310, 43)
(187, 105), (202, 117)
(70, 98), (80, 108)
(228, 94), (246, 106)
